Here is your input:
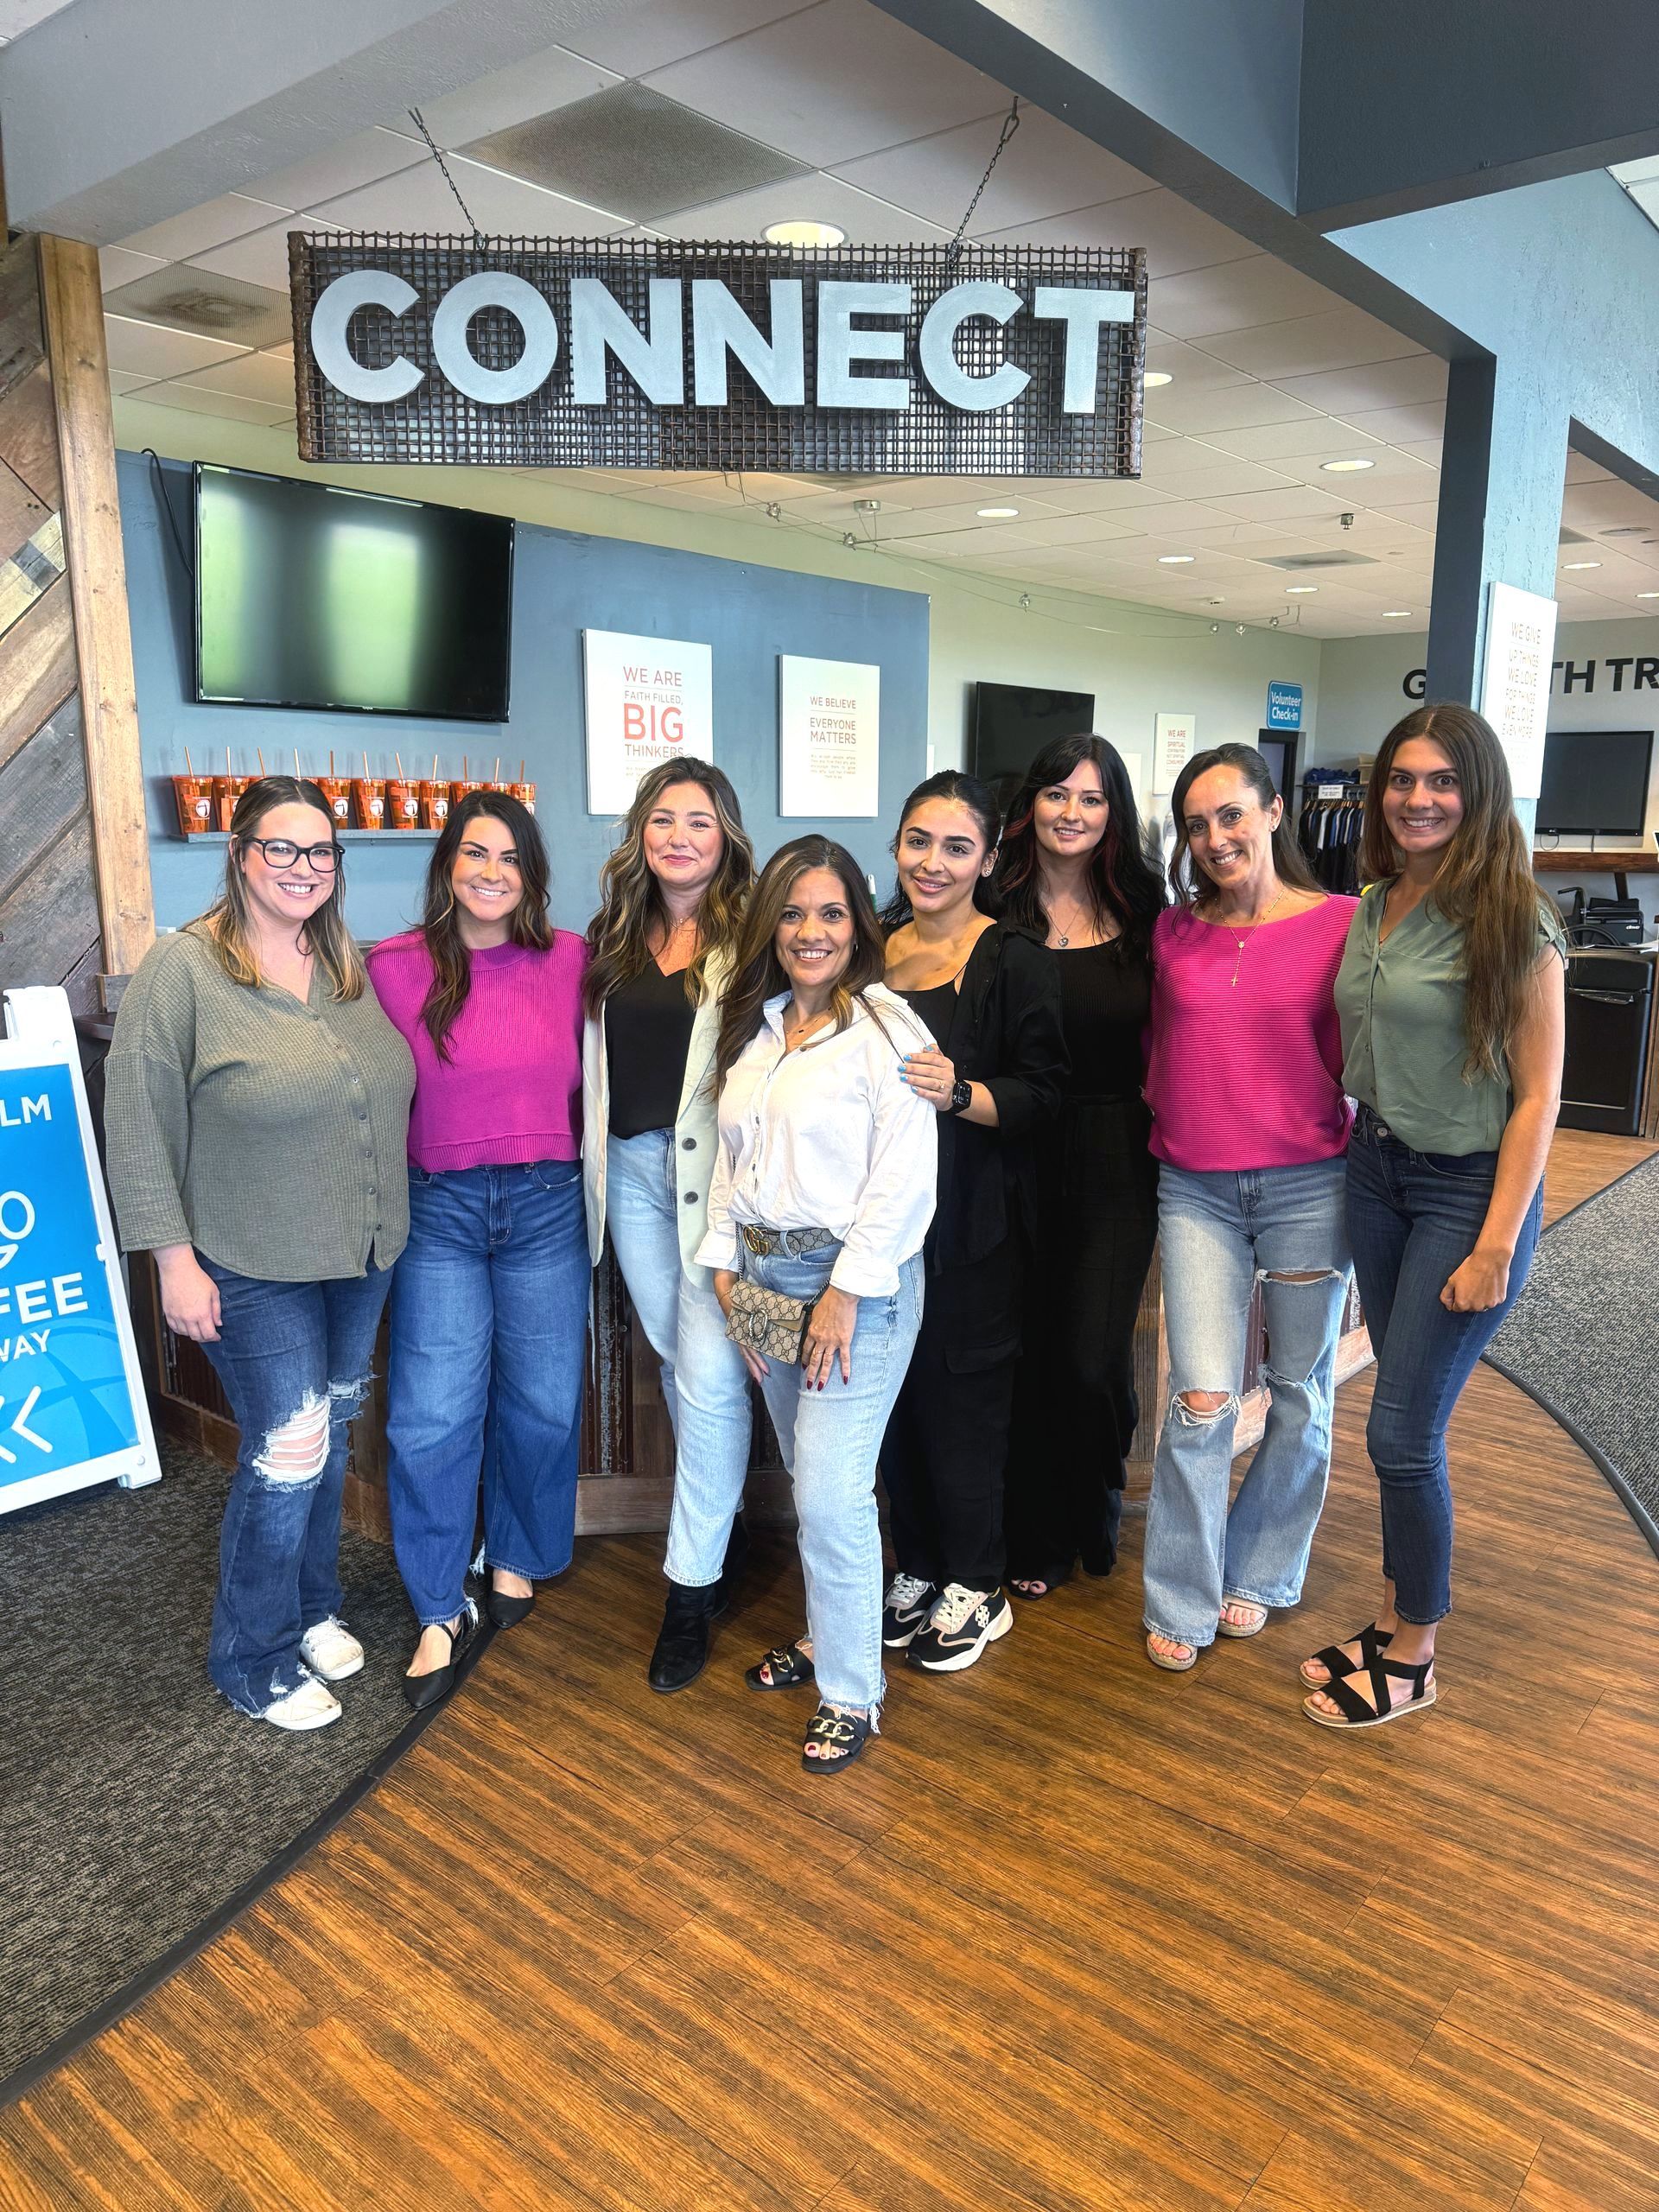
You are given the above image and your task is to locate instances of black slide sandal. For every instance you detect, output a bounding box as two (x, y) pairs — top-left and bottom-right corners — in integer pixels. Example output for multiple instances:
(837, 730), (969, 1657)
(802, 1703), (875, 1774)
(1300, 1621), (1393, 1688)
(745, 1641), (816, 1692)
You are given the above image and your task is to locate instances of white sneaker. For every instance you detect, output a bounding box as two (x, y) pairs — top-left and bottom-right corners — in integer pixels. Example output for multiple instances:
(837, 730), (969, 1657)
(261, 1674), (342, 1731)
(300, 1616), (365, 1682)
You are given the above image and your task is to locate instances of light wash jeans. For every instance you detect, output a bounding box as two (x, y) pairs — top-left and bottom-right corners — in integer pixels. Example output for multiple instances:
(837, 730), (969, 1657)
(1143, 1156), (1351, 1649)
(744, 1239), (925, 1713)
(606, 1128), (753, 1589)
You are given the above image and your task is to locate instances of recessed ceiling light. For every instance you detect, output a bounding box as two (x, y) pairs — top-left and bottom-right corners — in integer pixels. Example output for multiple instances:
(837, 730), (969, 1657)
(1561, 559), (1602, 569)
(1285, 585), (1319, 594)
(1638, 591), (1659, 599)
(976, 505), (1020, 518)
(764, 219), (845, 247)
(1381, 609), (1414, 618)
(1142, 371), (1173, 388)
(1320, 457), (1376, 473)
(1158, 553), (1195, 564)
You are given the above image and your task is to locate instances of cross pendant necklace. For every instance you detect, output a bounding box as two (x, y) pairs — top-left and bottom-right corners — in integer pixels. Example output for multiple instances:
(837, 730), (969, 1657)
(1226, 887), (1290, 986)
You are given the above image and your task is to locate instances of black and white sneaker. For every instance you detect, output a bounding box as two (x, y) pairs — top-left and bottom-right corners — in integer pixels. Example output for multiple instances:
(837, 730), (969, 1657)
(909, 1584), (1013, 1673)
(881, 1573), (938, 1649)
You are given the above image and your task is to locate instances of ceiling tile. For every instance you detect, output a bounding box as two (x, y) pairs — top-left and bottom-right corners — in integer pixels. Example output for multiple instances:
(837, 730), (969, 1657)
(1339, 402), (1447, 444)
(187, 217), (339, 294)
(1016, 512), (1148, 547)
(654, 168), (948, 244)
(982, 185), (1256, 280)
(830, 103), (1147, 232)
(173, 351), (298, 404)
(416, 43), (617, 148)
(251, 127), (427, 213)
(1144, 255), (1347, 339)
(308, 156), (628, 233)
(645, 0), (1005, 168)
(1564, 453), (1612, 484)
(132, 383), (293, 426)
(1141, 336), (1255, 396)
(1268, 354), (1448, 414)
(1193, 308), (1421, 384)
(99, 245), (166, 293)
(1137, 458), (1300, 500)
(1197, 418), (1386, 462)
(563, 0), (818, 77)
(1145, 383), (1324, 435)
(103, 313), (251, 379)
(106, 368), (160, 395)
(462, 81), (809, 223)
(1205, 485), (1356, 523)
(102, 266), (292, 348)
(117, 193), (291, 260)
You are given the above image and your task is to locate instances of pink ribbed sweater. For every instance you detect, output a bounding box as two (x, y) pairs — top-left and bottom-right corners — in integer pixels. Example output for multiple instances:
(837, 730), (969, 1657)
(366, 930), (586, 1173)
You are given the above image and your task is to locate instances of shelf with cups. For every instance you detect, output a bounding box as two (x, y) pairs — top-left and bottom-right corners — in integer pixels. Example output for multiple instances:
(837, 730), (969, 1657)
(168, 829), (442, 844)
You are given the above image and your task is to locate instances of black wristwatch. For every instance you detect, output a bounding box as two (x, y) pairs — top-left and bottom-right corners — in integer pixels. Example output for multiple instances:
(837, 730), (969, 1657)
(948, 1078), (973, 1115)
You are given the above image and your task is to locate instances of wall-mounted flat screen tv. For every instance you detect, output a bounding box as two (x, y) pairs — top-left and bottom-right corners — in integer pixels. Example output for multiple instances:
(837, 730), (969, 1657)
(970, 683), (1096, 812)
(194, 464), (514, 720)
(1536, 728), (1654, 836)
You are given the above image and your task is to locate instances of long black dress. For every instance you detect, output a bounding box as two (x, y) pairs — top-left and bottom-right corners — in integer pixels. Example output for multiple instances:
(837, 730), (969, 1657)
(1003, 933), (1160, 1584)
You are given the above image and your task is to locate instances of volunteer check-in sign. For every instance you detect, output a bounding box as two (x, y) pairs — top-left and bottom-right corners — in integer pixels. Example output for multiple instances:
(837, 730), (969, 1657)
(0, 988), (160, 1515)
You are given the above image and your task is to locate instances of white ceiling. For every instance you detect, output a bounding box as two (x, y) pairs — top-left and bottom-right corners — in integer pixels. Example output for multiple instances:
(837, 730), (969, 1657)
(0, 0), (73, 43)
(99, 0), (1659, 637)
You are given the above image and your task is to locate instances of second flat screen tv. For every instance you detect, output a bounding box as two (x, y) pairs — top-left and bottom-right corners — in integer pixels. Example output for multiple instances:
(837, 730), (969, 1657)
(971, 683), (1096, 809)
(195, 464), (514, 721)
(1536, 728), (1654, 836)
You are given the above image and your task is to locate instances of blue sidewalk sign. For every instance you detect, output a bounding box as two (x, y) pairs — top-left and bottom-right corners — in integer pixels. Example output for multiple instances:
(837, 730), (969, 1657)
(0, 987), (160, 1514)
(1266, 681), (1303, 729)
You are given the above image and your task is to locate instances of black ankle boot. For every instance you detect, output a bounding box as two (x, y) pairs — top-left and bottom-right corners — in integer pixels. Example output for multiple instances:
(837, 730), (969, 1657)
(648, 1580), (727, 1694)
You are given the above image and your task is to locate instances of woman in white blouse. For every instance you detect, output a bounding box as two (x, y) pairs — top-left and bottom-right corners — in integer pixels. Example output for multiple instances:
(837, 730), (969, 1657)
(699, 836), (937, 1774)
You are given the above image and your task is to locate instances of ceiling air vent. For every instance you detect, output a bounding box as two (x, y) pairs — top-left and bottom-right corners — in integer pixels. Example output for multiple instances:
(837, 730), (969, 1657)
(1253, 551), (1378, 572)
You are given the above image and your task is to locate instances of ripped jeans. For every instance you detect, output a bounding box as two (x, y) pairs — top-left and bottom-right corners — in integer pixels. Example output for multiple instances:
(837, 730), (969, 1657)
(198, 1256), (391, 1714)
(1143, 1156), (1351, 1649)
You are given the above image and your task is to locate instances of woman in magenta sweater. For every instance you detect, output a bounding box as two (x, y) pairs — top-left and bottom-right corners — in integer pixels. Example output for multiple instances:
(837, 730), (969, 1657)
(1141, 745), (1357, 1672)
(367, 792), (588, 1708)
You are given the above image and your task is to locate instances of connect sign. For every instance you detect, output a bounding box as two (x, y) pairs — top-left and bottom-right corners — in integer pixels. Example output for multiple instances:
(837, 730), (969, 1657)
(290, 236), (1147, 477)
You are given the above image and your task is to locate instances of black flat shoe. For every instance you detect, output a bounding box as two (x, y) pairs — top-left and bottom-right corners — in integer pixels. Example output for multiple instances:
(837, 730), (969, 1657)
(648, 1579), (728, 1694)
(1008, 1565), (1072, 1601)
(402, 1601), (479, 1711)
(486, 1583), (536, 1630)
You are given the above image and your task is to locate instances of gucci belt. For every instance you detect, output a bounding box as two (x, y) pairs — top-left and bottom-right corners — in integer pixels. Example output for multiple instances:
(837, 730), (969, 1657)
(741, 1224), (836, 1257)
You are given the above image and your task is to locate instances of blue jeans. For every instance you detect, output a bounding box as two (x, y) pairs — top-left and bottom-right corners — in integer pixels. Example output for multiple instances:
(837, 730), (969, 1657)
(1346, 1107), (1542, 1625)
(606, 1129), (753, 1589)
(1144, 1157), (1351, 1648)
(745, 1240), (925, 1713)
(198, 1258), (391, 1714)
(385, 1160), (588, 1625)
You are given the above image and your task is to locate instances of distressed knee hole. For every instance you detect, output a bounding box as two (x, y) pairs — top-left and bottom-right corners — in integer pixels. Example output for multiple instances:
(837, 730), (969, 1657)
(253, 1392), (330, 1484)
(328, 1372), (372, 1422)
(1174, 1389), (1234, 1424)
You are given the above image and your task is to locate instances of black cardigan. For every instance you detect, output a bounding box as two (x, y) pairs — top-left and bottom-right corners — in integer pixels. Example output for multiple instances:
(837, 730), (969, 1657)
(926, 922), (1068, 1273)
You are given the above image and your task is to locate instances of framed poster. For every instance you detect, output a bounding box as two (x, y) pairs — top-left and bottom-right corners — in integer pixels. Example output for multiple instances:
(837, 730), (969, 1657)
(779, 655), (880, 817)
(0, 987), (162, 1516)
(583, 630), (713, 816)
(1152, 711), (1196, 794)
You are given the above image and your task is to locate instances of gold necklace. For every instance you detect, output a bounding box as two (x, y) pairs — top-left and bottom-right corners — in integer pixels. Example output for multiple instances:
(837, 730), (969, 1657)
(1220, 887), (1292, 988)
(1049, 894), (1093, 948)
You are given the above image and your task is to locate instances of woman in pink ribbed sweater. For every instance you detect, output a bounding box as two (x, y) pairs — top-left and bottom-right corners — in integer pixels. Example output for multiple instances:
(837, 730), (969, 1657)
(367, 792), (588, 1710)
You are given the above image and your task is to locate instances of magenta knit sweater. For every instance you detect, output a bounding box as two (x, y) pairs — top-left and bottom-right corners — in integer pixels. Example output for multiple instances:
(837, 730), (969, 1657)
(366, 930), (587, 1173)
(1145, 897), (1359, 1172)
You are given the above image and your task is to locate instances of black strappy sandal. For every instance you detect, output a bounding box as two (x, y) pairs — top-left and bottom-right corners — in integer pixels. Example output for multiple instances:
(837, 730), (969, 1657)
(1008, 1565), (1071, 1602)
(801, 1701), (876, 1774)
(1302, 1651), (1436, 1730)
(1300, 1621), (1393, 1688)
(745, 1641), (816, 1692)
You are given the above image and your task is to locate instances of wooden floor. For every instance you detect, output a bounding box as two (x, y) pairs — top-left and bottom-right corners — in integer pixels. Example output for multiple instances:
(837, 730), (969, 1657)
(3, 1131), (1656, 2212)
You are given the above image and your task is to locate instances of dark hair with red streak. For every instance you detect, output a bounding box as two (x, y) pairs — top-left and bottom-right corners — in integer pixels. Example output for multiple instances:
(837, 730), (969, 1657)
(990, 733), (1166, 951)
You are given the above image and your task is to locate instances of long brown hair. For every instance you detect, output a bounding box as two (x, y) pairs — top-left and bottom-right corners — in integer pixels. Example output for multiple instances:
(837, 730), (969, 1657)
(1363, 703), (1556, 1079)
(991, 733), (1166, 950)
(417, 791), (551, 1058)
(196, 775), (364, 1000)
(583, 757), (753, 1017)
(1168, 743), (1318, 906)
(715, 836), (893, 1090)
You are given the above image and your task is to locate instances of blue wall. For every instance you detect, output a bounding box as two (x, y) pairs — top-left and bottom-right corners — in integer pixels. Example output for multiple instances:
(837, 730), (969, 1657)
(121, 452), (931, 941)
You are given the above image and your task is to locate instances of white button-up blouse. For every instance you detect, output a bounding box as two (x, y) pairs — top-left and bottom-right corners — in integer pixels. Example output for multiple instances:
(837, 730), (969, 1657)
(695, 984), (939, 1298)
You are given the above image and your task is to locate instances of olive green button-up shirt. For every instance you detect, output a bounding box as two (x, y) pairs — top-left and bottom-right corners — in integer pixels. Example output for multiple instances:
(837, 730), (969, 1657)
(1335, 882), (1565, 1157)
(105, 928), (416, 1281)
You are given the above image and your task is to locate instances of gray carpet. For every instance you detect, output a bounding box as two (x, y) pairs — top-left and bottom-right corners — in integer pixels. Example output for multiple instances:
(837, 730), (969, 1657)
(1485, 1152), (1659, 1554)
(0, 1440), (458, 2105)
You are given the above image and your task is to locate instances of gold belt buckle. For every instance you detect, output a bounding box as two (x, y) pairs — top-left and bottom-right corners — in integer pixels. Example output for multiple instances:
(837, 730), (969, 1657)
(742, 1224), (769, 1255)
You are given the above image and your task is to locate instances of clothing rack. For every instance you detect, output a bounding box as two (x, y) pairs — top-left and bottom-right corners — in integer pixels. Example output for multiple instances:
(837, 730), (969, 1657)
(1298, 779), (1364, 895)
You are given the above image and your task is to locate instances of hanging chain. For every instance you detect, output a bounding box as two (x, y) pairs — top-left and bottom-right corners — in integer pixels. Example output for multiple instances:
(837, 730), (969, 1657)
(946, 97), (1020, 267)
(408, 108), (486, 246)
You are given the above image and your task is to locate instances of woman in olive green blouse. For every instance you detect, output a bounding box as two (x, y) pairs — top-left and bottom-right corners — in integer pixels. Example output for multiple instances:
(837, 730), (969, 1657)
(1300, 706), (1565, 1730)
(105, 777), (415, 1732)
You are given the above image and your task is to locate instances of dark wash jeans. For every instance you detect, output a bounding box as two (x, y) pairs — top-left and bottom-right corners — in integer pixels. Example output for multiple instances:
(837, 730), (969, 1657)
(1345, 1104), (1543, 1625)
(198, 1257), (391, 1714)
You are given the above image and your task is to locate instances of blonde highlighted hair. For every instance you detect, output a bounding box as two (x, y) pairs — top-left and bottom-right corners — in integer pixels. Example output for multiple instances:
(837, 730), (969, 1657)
(195, 775), (365, 1000)
(583, 757), (753, 1016)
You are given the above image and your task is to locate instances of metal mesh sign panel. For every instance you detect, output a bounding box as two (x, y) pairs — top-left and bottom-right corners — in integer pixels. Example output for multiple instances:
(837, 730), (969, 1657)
(291, 235), (1145, 476)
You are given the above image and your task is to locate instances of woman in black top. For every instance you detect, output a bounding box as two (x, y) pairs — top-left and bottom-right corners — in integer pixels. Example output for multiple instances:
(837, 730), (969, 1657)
(991, 734), (1167, 1597)
(878, 771), (1067, 1672)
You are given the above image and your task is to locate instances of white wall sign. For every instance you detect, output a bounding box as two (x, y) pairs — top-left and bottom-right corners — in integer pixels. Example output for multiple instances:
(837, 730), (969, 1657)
(583, 630), (713, 816)
(779, 655), (880, 817)
(1152, 711), (1196, 794)
(1478, 581), (1559, 800)
(0, 988), (161, 1517)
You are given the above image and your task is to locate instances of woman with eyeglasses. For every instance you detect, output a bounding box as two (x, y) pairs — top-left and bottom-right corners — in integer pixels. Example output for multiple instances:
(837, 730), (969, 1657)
(367, 791), (588, 1708)
(105, 777), (416, 1730)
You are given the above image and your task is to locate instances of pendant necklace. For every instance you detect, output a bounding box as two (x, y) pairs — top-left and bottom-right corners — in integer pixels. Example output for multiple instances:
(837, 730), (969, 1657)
(1224, 886), (1291, 987)
(1051, 894), (1091, 948)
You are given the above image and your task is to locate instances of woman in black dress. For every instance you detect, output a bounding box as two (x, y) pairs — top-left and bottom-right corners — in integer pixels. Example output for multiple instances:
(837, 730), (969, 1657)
(877, 772), (1068, 1672)
(991, 734), (1167, 1597)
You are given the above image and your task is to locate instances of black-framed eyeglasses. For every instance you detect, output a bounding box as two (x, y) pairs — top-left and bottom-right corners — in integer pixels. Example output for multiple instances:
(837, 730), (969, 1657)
(242, 837), (341, 873)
